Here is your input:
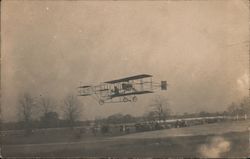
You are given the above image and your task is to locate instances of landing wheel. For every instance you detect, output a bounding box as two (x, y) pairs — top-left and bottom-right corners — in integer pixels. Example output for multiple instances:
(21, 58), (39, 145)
(99, 99), (104, 105)
(132, 96), (138, 102)
(123, 97), (129, 102)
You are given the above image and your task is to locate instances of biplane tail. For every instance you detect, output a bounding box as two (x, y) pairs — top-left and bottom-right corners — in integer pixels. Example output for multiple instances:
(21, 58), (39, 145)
(161, 81), (167, 90)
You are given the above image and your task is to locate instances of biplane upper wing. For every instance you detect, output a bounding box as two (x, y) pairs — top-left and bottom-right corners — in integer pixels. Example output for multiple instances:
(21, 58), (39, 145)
(104, 74), (152, 84)
(110, 90), (153, 98)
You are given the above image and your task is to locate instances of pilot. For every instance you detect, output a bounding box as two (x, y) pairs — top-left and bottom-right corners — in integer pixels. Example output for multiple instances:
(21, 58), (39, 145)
(122, 83), (133, 91)
(122, 83), (126, 90)
(114, 86), (119, 95)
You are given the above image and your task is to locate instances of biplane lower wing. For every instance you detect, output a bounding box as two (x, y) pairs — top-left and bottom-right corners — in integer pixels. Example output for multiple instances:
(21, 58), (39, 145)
(78, 94), (91, 96)
(110, 90), (153, 98)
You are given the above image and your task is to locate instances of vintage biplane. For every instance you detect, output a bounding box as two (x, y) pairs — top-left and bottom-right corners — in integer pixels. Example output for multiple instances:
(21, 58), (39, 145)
(78, 74), (167, 105)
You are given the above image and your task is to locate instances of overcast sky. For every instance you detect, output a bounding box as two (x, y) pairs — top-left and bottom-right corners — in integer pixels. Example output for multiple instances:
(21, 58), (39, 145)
(2, 0), (249, 121)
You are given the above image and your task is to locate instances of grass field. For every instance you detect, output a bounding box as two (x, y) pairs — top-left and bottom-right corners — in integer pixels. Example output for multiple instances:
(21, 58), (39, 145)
(2, 120), (250, 157)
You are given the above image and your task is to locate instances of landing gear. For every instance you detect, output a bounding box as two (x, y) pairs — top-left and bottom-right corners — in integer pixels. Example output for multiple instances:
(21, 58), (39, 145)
(123, 96), (137, 102)
(123, 97), (129, 102)
(132, 96), (138, 102)
(99, 99), (104, 105)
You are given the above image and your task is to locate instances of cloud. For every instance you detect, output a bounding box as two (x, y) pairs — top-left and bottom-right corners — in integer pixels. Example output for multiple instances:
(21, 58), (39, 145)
(237, 72), (249, 94)
(198, 136), (231, 158)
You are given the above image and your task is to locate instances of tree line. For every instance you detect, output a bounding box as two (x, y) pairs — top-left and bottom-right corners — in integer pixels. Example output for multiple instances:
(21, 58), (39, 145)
(226, 97), (250, 116)
(2, 93), (250, 135)
(16, 92), (82, 135)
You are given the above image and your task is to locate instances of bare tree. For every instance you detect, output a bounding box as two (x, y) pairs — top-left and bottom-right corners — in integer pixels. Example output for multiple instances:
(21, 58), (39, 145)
(227, 102), (239, 116)
(63, 94), (82, 128)
(18, 93), (36, 134)
(227, 97), (250, 117)
(239, 97), (250, 115)
(148, 95), (171, 121)
(38, 95), (56, 115)
(38, 96), (59, 128)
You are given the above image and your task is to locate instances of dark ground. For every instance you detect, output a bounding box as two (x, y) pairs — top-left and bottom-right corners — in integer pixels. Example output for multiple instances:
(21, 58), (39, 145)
(1, 131), (249, 158)
(2, 120), (250, 158)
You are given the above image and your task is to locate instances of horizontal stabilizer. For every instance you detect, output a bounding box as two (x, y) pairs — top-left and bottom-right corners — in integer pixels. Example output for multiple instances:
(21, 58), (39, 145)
(78, 85), (91, 88)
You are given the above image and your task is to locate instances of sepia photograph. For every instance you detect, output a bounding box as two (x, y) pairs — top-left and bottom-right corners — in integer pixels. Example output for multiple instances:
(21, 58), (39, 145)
(1, 0), (249, 158)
